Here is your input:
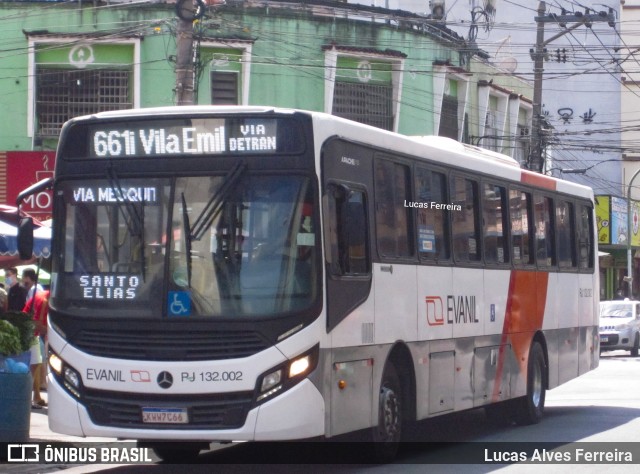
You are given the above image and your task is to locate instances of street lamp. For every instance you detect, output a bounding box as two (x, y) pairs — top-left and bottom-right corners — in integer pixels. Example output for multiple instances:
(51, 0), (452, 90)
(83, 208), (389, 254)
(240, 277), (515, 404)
(627, 168), (640, 297)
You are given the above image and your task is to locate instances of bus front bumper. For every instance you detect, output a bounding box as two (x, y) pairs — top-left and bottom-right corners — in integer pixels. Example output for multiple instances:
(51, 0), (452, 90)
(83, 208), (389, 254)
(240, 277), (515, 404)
(47, 374), (325, 441)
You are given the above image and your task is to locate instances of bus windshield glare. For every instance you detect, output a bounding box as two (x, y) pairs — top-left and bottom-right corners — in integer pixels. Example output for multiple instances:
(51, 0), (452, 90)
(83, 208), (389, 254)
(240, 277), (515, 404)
(56, 174), (318, 318)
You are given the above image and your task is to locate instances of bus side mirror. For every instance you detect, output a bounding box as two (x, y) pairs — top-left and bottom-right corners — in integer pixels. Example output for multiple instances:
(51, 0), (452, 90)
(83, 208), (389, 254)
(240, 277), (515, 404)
(17, 217), (34, 260)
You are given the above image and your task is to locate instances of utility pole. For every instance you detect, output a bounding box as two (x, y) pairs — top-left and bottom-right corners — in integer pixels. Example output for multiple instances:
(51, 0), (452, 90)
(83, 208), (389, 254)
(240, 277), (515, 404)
(529, 1), (547, 174)
(528, 1), (616, 172)
(175, 0), (205, 105)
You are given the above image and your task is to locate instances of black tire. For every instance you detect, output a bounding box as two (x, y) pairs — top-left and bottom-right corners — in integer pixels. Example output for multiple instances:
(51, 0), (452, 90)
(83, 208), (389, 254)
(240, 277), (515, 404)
(148, 443), (203, 463)
(370, 361), (402, 463)
(631, 334), (639, 357)
(515, 341), (547, 425)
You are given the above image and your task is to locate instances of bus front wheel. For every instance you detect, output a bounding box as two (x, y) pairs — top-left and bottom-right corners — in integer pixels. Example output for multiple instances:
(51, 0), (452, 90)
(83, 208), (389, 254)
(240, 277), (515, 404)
(515, 341), (547, 425)
(370, 361), (402, 462)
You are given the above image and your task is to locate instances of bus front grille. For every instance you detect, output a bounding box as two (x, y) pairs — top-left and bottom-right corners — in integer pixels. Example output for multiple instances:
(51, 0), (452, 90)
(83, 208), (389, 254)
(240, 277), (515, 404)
(72, 329), (270, 361)
(83, 390), (254, 429)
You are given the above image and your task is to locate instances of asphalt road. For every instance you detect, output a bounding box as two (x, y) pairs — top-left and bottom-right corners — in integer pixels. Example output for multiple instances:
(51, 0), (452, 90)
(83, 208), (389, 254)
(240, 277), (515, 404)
(4, 350), (640, 473)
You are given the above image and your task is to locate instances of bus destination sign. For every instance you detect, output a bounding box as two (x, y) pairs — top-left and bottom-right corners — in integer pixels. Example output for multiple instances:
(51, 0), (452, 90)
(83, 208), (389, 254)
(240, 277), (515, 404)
(89, 118), (290, 158)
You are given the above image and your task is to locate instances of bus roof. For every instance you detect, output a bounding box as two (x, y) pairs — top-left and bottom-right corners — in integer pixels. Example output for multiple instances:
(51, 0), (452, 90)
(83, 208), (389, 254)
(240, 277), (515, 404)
(68, 106), (594, 201)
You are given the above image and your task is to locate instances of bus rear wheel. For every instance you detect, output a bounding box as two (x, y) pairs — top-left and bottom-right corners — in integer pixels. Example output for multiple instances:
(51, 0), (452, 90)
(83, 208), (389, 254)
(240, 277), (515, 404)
(515, 341), (547, 425)
(370, 361), (402, 462)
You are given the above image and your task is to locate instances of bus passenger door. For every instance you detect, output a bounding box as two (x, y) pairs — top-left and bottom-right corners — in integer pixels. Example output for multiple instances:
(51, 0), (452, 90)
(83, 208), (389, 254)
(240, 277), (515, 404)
(323, 182), (376, 437)
(321, 138), (375, 341)
(323, 182), (373, 337)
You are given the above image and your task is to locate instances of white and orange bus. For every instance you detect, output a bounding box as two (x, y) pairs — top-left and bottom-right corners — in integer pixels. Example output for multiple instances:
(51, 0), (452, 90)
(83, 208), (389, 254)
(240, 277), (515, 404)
(19, 107), (598, 461)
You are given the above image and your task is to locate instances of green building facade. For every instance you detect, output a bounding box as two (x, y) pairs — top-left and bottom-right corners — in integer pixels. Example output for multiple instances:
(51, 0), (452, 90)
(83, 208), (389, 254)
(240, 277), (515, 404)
(0, 1), (533, 189)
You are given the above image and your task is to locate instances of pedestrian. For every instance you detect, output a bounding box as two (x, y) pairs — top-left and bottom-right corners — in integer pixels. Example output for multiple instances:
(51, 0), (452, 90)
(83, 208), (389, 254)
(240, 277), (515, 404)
(5, 267), (27, 311)
(22, 268), (44, 302)
(0, 282), (7, 313)
(23, 267), (50, 392)
(24, 289), (49, 408)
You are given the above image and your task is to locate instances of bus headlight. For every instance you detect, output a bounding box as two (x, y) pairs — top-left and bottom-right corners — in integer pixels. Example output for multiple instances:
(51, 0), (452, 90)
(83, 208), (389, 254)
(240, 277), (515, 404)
(64, 367), (81, 389)
(260, 369), (283, 394)
(255, 344), (319, 405)
(49, 353), (63, 374)
(63, 366), (82, 398)
(289, 354), (311, 378)
(48, 350), (83, 399)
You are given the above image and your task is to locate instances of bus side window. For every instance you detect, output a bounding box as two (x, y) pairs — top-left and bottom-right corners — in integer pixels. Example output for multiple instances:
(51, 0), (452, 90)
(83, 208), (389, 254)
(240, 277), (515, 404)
(534, 194), (556, 267)
(325, 184), (370, 276)
(556, 200), (576, 269)
(415, 167), (450, 262)
(577, 204), (594, 270)
(483, 183), (508, 264)
(341, 197), (368, 273)
(510, 189), (534, 266)
(451, 175), (481, 262)
(375, 159), (414, 258)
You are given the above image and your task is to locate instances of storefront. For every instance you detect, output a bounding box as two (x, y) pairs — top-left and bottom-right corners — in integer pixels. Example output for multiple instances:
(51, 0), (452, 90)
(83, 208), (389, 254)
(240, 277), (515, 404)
(596, 195), (640, 300)
(0, 151), (54, 221)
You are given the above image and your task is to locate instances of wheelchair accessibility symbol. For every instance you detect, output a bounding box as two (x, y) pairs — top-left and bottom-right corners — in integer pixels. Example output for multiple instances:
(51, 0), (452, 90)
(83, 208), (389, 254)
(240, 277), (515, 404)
(168, 291), (191, 317)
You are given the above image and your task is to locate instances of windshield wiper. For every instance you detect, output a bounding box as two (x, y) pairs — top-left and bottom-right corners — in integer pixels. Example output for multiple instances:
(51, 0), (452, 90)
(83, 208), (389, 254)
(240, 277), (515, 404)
(180, 162), (246, 288)
(181, 192), (192, 288)
(106, 166), (146, 279)
(189, 162), (247, 241)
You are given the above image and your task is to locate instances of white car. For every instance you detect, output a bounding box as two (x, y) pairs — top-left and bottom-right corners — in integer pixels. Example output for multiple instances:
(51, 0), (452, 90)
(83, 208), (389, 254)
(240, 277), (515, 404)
(599, 300), (640, 357)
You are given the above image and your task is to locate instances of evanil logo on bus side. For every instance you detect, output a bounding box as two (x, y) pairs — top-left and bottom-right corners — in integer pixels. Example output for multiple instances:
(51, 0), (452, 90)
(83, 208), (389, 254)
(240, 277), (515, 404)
(425, 295), (479, 326)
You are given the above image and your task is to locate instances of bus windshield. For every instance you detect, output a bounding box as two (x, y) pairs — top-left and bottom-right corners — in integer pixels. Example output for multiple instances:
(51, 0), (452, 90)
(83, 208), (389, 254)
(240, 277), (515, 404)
(55, 174), (318, 319)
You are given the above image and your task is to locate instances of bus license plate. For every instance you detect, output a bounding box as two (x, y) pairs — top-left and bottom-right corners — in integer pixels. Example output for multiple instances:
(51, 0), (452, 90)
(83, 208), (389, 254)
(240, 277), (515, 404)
(600, 336), (608, 343)
(141, 407), (188, 424)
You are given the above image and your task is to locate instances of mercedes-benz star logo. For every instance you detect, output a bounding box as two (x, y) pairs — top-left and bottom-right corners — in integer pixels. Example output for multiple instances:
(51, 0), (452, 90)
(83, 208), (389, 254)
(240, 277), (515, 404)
(157, 371), (173, 389)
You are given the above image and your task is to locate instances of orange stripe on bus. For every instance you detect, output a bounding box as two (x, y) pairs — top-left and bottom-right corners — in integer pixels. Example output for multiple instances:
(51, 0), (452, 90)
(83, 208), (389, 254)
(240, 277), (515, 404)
(520, 171), (557, 191)
(492, 271), (549, 402)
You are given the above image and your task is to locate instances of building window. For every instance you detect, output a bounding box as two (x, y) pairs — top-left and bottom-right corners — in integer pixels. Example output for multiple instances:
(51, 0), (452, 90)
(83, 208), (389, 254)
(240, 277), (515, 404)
(36, 68), (131, 136)
(484, 110), (498, 151)
(515, 125), (530, 166)
(324, 47), (405, 132)
(439, 95), (459, 140)
(28, 39), (138, 139)
(200, 43), (252, 105)
(211, 71), (239, 105)
(333, 81), (393, 131)
(433, 67), (470, 141)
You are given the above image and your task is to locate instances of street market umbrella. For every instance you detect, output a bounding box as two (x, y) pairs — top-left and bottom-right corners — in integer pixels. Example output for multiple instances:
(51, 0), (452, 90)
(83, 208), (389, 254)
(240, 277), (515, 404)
(0, 205), (51, 266)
